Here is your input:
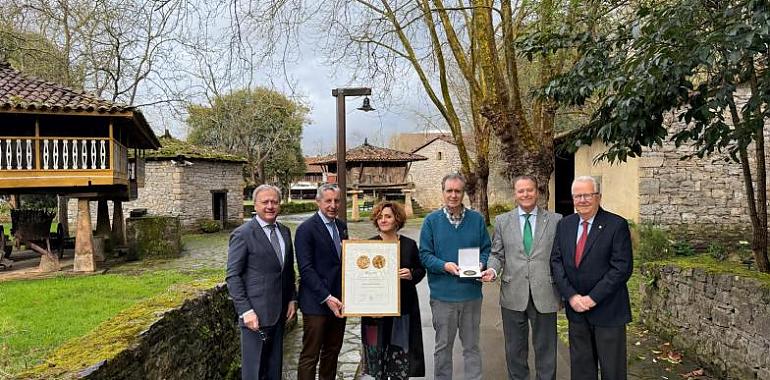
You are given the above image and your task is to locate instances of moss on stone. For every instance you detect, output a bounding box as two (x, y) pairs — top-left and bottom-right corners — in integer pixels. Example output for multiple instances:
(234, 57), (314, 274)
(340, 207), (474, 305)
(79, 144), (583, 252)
(17, 277), (220, 380)
(643, 255), (770, 288)
(140, 135), (246, 163)
(127, 216), (182, 260)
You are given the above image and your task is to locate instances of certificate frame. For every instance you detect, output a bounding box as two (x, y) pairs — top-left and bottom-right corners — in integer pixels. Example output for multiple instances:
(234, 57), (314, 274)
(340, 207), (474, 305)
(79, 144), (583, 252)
(341, 240), (400, 317)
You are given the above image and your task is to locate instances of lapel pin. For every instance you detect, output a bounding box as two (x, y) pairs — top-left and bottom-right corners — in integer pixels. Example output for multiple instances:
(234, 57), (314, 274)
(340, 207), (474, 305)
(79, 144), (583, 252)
(598, 225), (603, 230)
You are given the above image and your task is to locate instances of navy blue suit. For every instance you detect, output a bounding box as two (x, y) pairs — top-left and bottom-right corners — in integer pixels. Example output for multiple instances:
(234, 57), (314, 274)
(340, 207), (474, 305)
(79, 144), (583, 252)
(226, 218), (296, 380)
(550, 207), (633, 380)
(295, 212), (348, 380)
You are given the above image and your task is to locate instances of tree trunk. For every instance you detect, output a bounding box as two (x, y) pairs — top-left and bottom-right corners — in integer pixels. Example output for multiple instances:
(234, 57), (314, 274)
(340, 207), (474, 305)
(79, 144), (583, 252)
(753, 126), (769, 272)
(475, 174), (490, 225)
(462, 161), (491, 225)
(733, 98), (770, 273)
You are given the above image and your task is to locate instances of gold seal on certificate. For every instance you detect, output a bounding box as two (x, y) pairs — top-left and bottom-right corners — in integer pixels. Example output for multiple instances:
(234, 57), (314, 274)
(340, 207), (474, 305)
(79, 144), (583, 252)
(341, 240), (400, 316)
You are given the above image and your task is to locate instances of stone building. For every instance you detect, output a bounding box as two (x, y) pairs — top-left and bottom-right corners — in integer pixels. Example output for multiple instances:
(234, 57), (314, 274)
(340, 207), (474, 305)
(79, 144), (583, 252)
(404, 133), (512, 209)
(550, 121), (763, 245)
(69, 133), (246, 231)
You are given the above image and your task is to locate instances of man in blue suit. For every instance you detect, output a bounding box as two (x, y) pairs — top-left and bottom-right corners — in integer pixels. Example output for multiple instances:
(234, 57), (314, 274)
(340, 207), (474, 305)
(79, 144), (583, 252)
(226, 184), (297, 380)
(550, 176), (633, 380)
(295, 184), (348, 380)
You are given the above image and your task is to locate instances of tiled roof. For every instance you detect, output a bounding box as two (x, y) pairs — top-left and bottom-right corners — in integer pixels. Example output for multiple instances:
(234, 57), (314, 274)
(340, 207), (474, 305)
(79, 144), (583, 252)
(304, 157), (324, 173)
(314, 140), (427, 164)
(0, 61), (160, 149)
(0, 62), (131, 113)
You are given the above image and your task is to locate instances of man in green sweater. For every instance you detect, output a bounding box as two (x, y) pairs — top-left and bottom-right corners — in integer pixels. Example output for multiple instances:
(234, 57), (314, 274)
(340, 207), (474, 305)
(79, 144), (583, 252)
(419, 173), (493, 380)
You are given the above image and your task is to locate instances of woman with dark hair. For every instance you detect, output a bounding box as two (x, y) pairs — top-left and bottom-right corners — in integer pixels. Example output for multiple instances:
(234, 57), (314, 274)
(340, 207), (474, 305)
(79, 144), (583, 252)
(361, 201), (426, 379)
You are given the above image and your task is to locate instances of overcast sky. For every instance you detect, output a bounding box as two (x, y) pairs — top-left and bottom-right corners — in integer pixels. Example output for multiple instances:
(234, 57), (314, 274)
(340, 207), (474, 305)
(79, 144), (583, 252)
(144, 4), (452, 157)
(287, 61), (444, 156)
(147, 43), (443, 157)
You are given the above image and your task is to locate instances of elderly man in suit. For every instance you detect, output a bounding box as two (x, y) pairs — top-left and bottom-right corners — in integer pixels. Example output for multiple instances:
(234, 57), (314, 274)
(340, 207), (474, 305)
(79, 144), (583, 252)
(483, 175), (562, 380)
(295, 184), (348, 380)
(550, 176), (633, 380)
(226, 184), (297, 380)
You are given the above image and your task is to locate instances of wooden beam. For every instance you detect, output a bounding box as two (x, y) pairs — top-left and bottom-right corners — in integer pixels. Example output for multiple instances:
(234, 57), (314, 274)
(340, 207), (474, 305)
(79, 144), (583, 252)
(109, 121), (114, 170)
(0, 108), (134, 118)
(112, 200), (126, 246)
(95, 200), (111, 237)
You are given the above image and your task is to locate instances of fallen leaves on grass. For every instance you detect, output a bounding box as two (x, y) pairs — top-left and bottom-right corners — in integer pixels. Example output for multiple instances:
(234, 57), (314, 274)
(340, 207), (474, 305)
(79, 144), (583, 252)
(680, 368), (705, 379)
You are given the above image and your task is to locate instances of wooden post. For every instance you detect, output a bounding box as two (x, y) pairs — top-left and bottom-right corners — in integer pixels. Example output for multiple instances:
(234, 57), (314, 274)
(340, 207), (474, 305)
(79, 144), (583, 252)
(350, 190), (363, 222)
(74, 199), (95, 272)
(95, 199), (111, 236)
(57, 195), (69, 236)
(402, 189), (414, 218)
(112, 200), (126, 246)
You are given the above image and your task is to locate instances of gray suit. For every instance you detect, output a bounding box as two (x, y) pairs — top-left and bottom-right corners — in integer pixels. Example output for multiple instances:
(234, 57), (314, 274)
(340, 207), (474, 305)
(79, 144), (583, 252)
(488, 207), (562, 380)
(226, 218), (297, 380)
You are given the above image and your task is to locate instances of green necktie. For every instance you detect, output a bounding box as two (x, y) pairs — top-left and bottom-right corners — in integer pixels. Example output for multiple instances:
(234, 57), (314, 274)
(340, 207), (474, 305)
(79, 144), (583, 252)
(523, 213), (533, 256)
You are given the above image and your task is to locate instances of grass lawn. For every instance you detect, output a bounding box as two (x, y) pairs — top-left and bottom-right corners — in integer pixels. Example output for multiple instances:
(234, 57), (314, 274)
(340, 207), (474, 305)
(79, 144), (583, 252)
(0, 269), (219, 375)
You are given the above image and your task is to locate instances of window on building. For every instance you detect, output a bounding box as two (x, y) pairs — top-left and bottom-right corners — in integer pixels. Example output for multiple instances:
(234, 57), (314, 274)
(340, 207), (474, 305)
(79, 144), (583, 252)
(437, 151), (442, 160)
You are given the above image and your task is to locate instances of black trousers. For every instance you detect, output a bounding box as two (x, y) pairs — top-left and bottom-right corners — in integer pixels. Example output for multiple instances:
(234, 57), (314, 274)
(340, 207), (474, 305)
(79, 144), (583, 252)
(567, 320), (627, 380)
(240, 322), (285, 380)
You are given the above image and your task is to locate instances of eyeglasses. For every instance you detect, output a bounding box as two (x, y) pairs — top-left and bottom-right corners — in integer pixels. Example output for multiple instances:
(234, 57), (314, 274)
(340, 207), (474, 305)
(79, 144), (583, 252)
(572, 193), (598, 201)
(257, 329), (269, 342)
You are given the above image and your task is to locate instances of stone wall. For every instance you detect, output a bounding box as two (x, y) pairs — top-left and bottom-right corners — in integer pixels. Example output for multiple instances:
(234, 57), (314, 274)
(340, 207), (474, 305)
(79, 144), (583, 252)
(79, 285), (240, 380)
(640, 263), (770, 379)
(68, 159), (244, 232)
(637, 126), (755, 245)
(410, 139), (511, 209)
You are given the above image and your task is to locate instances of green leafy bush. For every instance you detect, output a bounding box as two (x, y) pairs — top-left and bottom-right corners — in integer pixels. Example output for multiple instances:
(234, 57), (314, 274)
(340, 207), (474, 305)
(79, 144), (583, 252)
(489, 203), (513, 218)
(707, 242), (728, 262)
(198, 219), (222, 233)
(280, 202), (318, 215)
(736, 240), (753, 261)
(636, 223), (672, 261)
(672, 240), (695, 257)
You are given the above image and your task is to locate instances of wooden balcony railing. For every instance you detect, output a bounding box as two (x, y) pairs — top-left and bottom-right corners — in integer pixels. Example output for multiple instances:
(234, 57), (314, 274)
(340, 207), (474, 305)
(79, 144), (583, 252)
(0, 137), (130, 190)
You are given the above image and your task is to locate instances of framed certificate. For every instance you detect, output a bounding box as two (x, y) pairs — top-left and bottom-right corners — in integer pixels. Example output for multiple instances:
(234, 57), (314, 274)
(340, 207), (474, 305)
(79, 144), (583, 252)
(341, 240), (400, 317)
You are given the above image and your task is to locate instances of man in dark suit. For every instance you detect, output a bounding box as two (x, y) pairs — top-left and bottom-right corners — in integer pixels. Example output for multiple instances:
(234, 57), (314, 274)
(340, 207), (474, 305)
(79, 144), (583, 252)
(550, 176), (633, 380)
(295, 184), (348, 380)
(226, 184), (297, 380)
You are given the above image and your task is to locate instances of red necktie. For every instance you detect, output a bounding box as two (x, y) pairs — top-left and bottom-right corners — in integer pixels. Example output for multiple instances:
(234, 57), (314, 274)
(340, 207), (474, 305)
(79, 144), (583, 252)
(575, 220), (589, 267)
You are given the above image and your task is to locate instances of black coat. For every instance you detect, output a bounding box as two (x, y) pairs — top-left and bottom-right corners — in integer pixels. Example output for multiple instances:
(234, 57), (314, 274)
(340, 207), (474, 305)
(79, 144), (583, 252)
(364, 235), (426, 377)
(550, 208), (633, 327)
